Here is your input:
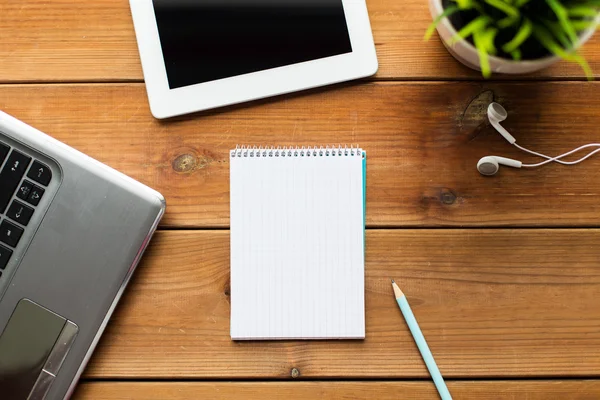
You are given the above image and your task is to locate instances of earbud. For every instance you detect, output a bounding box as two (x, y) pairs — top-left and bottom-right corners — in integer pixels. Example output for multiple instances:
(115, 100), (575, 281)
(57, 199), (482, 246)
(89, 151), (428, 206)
(487, 102), (516, 144)
(478, 102), (600, 176)
(477, 156), (522, 176)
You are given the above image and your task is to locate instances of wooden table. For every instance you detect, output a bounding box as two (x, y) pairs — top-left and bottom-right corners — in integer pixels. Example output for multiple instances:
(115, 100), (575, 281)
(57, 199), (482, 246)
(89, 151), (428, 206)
(2, 1), (600, 398)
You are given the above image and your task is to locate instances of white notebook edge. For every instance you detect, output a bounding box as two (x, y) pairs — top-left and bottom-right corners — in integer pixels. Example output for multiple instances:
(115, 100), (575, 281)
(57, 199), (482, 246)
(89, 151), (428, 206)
(229, 146), (367, 340)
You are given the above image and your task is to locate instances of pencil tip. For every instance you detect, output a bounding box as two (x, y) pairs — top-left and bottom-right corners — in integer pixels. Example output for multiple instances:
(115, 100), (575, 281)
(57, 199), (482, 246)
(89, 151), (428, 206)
(391, 279), (395, 283)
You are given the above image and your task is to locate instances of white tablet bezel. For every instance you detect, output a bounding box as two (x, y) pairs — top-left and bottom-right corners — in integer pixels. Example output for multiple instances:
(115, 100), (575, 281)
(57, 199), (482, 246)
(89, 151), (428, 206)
(129, 0), (378, 119)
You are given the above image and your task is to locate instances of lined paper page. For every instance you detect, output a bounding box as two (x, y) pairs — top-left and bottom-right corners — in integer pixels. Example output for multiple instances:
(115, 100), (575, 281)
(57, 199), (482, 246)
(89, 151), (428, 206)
(230, 147), (365, 340)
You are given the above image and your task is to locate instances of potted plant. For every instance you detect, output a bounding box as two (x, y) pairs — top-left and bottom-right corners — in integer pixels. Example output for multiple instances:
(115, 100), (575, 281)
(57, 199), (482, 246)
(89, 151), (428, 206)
(426, 0), (600, 78)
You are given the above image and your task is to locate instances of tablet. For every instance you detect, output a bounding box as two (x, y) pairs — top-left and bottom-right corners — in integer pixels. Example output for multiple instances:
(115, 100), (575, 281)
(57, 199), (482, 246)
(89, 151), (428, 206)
(130, 0), (378, 119)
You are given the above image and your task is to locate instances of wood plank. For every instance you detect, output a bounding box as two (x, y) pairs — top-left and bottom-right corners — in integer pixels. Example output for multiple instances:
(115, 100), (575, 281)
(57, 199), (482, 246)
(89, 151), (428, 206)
(73, 381), (600, 400)
(1, 0), (599, 82)
(85, 230), (600, 378)
(2, 82), (600, 228)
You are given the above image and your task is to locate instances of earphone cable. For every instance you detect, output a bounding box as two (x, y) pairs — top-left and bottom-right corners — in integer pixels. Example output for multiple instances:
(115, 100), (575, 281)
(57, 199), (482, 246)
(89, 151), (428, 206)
(515, 143), (600, 168)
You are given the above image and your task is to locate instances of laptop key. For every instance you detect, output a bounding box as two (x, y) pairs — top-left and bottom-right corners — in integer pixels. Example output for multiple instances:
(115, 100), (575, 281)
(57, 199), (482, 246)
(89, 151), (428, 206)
(0, 220), (24, 248)
(0, 150), (32, 213)
(0, 142), (9, 165)
(7, 200), (34, 226)
(0, 244), (12, 270)
(27, 160), (52, 186)
(16, 180), (34, 201)
(27, 184), (45, 206)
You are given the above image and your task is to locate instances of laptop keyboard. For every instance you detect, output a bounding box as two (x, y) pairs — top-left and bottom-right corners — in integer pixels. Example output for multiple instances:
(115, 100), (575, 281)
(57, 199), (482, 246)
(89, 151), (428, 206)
(0, 140), (52, 276)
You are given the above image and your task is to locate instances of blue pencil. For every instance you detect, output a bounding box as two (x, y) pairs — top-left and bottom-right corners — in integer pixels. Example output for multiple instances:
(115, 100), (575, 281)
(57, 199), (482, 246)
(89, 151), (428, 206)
(392, 279), (452, 400)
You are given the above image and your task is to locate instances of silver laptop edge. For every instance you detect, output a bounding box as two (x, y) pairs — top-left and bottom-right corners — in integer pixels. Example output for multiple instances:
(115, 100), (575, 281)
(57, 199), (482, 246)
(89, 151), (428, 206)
(65, 205), (164, 399)
(0, 110), (166, 399)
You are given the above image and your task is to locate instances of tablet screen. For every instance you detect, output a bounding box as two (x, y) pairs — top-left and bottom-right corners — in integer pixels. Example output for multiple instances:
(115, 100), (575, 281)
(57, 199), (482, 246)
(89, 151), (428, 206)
(153, 0), (353, 90)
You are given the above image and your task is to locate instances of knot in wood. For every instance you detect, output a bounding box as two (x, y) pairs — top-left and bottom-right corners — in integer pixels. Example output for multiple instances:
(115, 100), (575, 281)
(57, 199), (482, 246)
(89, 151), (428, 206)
(172, 154), (198, 173)
(440, 188), (457, 205)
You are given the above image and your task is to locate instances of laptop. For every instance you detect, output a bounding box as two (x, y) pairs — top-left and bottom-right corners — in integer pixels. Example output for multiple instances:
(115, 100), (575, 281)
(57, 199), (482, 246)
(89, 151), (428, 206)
(0, 111), (165, 399)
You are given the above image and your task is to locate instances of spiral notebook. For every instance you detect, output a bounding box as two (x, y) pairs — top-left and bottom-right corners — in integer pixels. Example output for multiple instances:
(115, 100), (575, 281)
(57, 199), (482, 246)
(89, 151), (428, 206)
(230, 146), (366, 340)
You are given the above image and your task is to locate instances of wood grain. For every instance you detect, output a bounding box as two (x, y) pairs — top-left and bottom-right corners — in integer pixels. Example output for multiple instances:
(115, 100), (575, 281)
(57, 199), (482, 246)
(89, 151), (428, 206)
(73, 381), (600, 400)
(84, 230), (600, 379)
(3, 0), (600, 391)
(1, 0), (599, 82)
(2, 83), (600, 228)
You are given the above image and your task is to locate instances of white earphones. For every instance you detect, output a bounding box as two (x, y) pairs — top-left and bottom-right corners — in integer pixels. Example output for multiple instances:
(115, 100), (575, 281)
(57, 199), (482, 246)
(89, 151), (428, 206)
(478, 103), (600, 176)
(477, 156), (521, 176)
(487, 102), (516, 144)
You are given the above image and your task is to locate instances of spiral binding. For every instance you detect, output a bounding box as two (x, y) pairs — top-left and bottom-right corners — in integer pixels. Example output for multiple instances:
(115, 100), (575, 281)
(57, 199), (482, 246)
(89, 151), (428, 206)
(230, 145), (361, 158)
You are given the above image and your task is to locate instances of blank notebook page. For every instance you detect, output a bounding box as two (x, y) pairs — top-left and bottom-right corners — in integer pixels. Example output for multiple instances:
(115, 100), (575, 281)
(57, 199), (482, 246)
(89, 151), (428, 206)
(230, 146), (365, 340)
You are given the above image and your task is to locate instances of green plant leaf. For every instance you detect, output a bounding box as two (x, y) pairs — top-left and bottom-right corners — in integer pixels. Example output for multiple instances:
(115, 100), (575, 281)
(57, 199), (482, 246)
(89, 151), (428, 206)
(498, 16), (520, 28)
(502, 18), (533, 52)
(533, 24), (594, 80)
(452, 0), (475, 9)
(567, 6), (600, 17)
(533, 23), (572, 57)
(571, 53), (594, 81)
(510, 49), (522, 60)
(452, 0), (487, 11)
(424, 5), (460, 40)
(572, 0), (600, 6)
(541, 18), (572, 49)
(473, 29), (492, 78)
(484, 0), (520, 17)
(571, 19), (597, 30)
(545, 0), (579, 46)
(514, 0), (532, 7)
(483, 27), (499, 54)
(451, 15), (491, 43)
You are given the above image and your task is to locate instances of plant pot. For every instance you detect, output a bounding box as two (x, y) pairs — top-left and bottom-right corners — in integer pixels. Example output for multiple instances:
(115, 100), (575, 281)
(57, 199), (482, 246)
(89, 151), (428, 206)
(428, 0), (599, 74)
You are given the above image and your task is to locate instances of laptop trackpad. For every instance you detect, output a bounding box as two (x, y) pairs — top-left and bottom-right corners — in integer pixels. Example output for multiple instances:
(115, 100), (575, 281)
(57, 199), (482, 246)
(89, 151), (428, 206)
(0, 299), (78, 400)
